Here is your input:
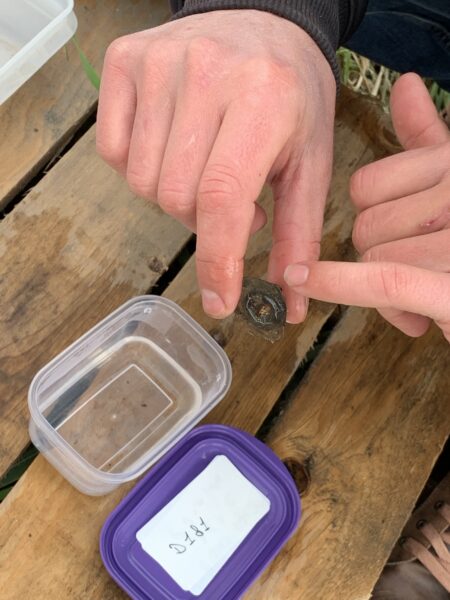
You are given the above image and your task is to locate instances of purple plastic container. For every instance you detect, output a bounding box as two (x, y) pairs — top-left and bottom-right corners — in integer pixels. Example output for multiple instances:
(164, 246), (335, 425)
(100, 424), (301, 599)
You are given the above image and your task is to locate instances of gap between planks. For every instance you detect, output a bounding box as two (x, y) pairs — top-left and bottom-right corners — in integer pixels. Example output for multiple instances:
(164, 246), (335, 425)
(0, 0), (171, 211)
(1, 109), (97, 221)
(247, 309), (450, 600)
(0, 86), (392, 479)
(0, 125), (192, 479)
(0, 234), (198, 501)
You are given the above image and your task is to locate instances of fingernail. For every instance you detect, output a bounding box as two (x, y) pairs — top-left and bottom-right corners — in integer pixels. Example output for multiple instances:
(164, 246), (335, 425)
(201, 289), (226, 317)
(284, 264), (309, 287)
(286, 296), (309, 324)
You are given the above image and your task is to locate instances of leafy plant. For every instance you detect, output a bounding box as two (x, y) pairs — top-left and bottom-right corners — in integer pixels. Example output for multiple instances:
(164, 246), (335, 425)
(72, 37), (101, 91)
(338, 48), (450, 113)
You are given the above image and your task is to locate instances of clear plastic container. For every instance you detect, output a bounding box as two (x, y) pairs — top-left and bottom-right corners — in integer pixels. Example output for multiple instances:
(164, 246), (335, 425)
(0, 1), (77, 105)
(28, 297), (232, 495)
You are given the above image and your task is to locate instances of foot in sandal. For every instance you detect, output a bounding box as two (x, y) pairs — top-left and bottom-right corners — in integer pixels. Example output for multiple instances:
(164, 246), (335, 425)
(372, 473), (450, 599)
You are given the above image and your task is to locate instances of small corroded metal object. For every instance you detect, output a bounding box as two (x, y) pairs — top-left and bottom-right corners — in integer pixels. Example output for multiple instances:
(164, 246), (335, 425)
(235, 277), (286, 342)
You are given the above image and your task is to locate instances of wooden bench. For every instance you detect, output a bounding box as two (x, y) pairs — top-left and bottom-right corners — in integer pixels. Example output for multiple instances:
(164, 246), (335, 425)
(0, 2), (448, 598)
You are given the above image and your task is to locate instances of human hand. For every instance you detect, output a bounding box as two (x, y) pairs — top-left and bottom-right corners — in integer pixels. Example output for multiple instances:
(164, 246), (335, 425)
(96, 10), (336, 322)
(284, 73), (450, 342)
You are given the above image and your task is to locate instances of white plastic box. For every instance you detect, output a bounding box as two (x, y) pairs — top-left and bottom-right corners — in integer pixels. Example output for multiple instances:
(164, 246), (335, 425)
(0, 1), (77, 104)
(28, 297), (232, 495)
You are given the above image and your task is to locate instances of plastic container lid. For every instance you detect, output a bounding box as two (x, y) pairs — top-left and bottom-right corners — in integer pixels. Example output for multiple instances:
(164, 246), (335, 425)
(28, 296), (232, 495)
(100, 425), (301, 599)
(0, 1), (77, 104)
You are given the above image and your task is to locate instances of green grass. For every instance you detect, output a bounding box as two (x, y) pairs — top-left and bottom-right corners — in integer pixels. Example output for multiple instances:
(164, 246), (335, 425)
(73, 37), (101, 91)
(337, 48), (450, 113)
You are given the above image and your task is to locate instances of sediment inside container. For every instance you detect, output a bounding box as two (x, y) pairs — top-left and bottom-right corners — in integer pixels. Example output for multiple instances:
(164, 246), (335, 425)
(42, 336), (201, 473)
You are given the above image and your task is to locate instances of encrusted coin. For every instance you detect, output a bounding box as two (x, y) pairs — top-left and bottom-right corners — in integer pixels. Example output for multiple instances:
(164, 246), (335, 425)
(235, 277), (286, 342)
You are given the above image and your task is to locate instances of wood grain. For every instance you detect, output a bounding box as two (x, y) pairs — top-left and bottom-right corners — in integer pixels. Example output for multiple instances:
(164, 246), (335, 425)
(247, 309), (450, 599)
(0, 0), (170, 209)
(0, 90), (405, 599)
(0, 126), (190, 477)
(0, 87), (388, 477)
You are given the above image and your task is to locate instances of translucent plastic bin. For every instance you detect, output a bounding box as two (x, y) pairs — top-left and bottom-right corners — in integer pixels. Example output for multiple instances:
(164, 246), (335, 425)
(0, 1), (77, 104)
(28, 297), (232, 495)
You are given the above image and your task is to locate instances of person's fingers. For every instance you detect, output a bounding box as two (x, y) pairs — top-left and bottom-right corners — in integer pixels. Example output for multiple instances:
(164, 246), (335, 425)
(362, 230), (450, 337)
(390, 73), (450, 150)
(268, 141), (333, 323)
(126, 59), (178, 201)
(345, 74), (450, 338)
(196, 99), (295, 317)
(362, 230), (450, 338)
(350, 74), (450, 213)
(376, 307), (431, 337)
(362, 229), (450, 273)
(349, 143), (450, 211)
(96, 37), (138, 175)
(284, 260), (450, 339)
(157, 46), (222, 230)
(352, 181), (450, 254)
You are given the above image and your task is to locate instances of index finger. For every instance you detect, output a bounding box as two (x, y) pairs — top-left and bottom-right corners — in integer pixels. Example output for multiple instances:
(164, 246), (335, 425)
(196, 100), (295, 317)
(284, 261), (450, 327)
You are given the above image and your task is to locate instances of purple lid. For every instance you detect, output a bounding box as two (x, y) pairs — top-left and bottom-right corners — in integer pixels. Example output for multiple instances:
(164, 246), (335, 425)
(100, 425), (301, 599)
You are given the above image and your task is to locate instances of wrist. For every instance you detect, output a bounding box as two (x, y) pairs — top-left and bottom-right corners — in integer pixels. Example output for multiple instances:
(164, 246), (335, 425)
(171, 0), (344, 85)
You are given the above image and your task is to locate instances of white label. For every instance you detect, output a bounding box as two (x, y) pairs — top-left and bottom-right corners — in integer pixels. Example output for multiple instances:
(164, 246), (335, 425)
(136, 455), (271, 595)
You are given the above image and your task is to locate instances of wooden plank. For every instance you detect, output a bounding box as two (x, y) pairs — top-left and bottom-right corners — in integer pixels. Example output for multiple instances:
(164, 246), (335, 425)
(0, 125), (191, 477)
(246, 310), (450, 600)
(0, 87), (389, 477)
(0, 90), (397, 599)
(0, 0), (170, 209)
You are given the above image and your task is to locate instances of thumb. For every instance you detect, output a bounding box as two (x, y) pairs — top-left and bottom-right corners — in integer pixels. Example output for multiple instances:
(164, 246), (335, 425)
(390, 73), (449, 150)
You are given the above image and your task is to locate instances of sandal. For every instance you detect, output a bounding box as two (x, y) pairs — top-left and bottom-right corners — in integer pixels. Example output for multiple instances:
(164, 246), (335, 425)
(372, 471), (450, 599)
